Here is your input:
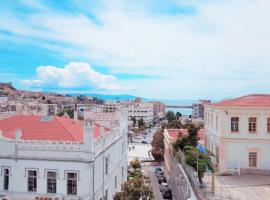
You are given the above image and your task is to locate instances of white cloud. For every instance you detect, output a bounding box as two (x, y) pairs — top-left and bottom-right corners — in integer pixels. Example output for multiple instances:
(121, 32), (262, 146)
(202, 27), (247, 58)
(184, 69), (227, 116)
(22, 62), (127, 92)
(1, 0), (270, 98)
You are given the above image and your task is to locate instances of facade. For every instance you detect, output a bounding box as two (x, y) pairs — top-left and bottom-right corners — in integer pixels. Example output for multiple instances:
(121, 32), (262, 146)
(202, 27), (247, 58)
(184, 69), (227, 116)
(163, 129), (197, 200)
(192, 100), (211, 120)
(152, 101), (165, 120)
(0, 111), (128, 200)
(204, 94), (270, 173)
(126, 102), (154, 125)
(0, 101), (58, 117)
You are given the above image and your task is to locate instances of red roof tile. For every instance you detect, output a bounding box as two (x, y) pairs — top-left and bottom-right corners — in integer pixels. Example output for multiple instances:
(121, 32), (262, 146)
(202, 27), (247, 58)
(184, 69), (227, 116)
(166, 129), (189, 139)
(207, 94), (270, 107)
(0, 115), (110, 142)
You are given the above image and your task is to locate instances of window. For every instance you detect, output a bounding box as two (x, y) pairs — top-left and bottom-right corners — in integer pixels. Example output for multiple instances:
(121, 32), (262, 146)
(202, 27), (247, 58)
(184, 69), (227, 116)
(231, 117), (239, 132)
(115, 176), (117, 188)
(67, 173), (77, 195)
(249, 117), (257, 132)
(105, 157), (109, 175)
(47, 171), (57, 194)
(249, 152), (257, 168)
(28, 170), (37, 192)
(3, 169), (9, 190)
(267, 118), (270, 133)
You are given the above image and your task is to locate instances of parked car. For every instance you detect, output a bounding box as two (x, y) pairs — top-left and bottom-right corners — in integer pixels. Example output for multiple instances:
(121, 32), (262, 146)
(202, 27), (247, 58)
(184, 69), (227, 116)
(156, 172), (164, 178)
(141, 141), (147, 144)
(158, 176), (167, 184)
(159, 182), (169, 192)
(154, 167), (162, 174)
(162, 188), (172, 199)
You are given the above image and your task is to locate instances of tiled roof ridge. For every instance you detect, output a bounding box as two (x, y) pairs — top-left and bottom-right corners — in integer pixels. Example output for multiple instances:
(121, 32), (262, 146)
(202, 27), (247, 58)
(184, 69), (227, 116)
(55, 116), (77, 141)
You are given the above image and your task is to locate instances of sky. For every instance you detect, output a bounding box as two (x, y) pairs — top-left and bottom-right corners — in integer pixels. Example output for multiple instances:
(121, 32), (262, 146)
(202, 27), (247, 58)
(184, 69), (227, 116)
(0, 0), (270, 100)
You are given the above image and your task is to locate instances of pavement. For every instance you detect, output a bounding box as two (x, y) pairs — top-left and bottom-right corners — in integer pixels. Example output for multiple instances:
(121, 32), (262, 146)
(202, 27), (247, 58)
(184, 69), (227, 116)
(142, 165), (164, 200)
(203, 174), (270, 200)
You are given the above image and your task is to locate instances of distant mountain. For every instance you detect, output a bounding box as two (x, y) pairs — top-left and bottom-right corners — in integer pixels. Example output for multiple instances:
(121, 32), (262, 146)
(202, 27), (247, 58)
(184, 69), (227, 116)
(69, 93), (144, 101)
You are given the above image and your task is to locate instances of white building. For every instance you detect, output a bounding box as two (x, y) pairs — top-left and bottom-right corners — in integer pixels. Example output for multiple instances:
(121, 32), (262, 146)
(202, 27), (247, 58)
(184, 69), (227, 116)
(192, 100), (211, 121)
(126, 102), (154, 126)
(0, 111), (128, 200)
(0, 96), (8, 104)
(204, 94), (270, 174)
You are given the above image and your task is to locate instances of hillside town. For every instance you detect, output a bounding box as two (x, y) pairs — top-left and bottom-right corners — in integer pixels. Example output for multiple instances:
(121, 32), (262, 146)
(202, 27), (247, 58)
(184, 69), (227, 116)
(0, 82), (269, 200)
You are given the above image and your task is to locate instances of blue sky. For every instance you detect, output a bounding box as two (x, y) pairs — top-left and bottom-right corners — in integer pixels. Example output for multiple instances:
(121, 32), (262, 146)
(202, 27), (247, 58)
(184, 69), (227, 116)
(0, 0), (270, 100)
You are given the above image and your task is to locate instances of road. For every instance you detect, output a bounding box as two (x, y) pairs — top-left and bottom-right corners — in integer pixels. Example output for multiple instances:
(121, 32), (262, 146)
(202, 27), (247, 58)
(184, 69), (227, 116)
(142, 165), (164, 200)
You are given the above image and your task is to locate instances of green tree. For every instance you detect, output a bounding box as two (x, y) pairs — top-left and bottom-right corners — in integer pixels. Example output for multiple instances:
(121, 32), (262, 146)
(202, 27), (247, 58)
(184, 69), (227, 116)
(166, 119), (182, 129)
(113, 178), (154, 200)
(176, 112), (182, 119)
(151, 129), (164, 161)
(130, 158), (141, 170)
(46, 99), (53, 104)
(57, 109), (74, 118)
(138, 118), (145, 129)
(131, 117), (136, 127)
(183, 145), (213, 184)
(166, 111), (175, 122)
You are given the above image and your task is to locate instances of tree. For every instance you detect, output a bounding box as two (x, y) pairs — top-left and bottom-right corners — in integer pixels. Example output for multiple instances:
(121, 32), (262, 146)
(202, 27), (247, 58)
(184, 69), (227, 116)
(46, 99), (53, 104)
(114, 178), (154, 200)
(183, 145), (213, 184)
(187, 123), (199, 147)
(176, 112), (182, 119)
(151, 129), (164, 161)
(130, 158), (141, 170)
(57, 109), (74, 118)
(166, 111), (175, 122)
(131, 117), (136, 127)
(166, 119), (182, 129)
(138, 118), (145, 129)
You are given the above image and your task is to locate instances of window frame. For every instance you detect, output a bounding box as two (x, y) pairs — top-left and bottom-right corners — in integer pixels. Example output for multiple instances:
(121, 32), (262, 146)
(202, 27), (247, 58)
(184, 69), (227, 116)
(248, 152), (257, 168)
(27, 170), (37, 192)
(3, 168), (9, 191)
(231, 117), (239, 132)
(67, 172), (77, 195)
(267, 118), (270, 133)
(47, 171), (57, 194)
(248, 117), (257, 133)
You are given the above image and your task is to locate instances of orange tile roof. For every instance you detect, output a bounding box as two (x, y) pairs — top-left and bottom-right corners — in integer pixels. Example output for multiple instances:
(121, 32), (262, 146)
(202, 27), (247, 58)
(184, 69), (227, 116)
(0, 115), (109, 142)
(167, 129), (189, 139)
(207, 94), (270, 107)
(166, 128), (204, 142)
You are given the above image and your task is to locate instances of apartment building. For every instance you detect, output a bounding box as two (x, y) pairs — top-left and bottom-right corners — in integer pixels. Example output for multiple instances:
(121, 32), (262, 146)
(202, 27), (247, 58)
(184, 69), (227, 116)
(0, 110), (128, 200)
(127, 102), (154, 125)
(204, 94), (270, 173)
(192, 100), (211, 120)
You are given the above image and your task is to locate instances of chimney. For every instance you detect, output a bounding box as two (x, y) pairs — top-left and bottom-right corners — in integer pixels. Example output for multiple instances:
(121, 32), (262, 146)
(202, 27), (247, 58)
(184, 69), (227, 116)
(74, 103), (78, 123)
(83, 120), (94, 151)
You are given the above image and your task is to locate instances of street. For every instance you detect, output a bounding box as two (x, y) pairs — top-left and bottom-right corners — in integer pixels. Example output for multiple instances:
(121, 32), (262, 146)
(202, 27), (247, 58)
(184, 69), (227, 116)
(142, 165), (164, 200)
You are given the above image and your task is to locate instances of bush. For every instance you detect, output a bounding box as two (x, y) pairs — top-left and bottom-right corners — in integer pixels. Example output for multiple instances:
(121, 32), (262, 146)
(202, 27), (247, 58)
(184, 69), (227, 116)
(130, 158), (141, 170)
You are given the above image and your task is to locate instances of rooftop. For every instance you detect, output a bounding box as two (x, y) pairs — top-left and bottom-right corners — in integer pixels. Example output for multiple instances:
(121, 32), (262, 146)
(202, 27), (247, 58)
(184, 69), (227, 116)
(207, 94), (270, 107)
(0, 115), (109, 142)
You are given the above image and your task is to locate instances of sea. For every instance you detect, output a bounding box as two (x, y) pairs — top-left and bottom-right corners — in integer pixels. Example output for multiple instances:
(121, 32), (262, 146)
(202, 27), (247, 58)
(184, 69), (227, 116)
(161, 99), (196, 116)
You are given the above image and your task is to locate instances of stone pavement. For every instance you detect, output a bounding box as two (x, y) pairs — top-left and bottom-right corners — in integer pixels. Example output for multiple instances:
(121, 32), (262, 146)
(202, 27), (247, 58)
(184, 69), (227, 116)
(203, 174), (270, 200)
